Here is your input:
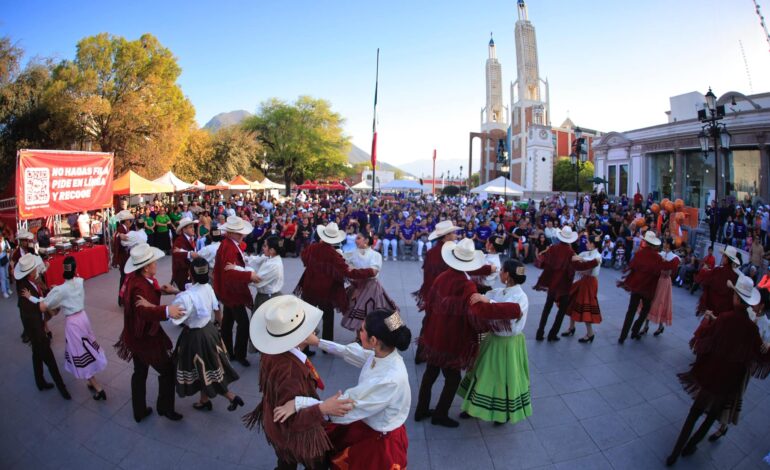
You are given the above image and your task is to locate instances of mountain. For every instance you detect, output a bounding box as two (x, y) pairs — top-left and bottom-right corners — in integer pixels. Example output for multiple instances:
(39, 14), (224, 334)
(347, 144), (413, 177)
(203, 110), (253, 131)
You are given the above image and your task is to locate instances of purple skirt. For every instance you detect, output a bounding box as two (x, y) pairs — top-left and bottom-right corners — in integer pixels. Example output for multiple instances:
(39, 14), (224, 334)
(341, 278), (397, 331)
(64, 311), (108, 379)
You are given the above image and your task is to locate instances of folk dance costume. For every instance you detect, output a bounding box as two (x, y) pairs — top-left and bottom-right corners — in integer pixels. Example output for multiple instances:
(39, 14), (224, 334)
(171, 218), (196, 291)
(416, 239), (522, 427)
(341, 246), (396, 331)
(113, 210), (133, 304)
(412, 221), (459, 311)
(694, 246), (741, 315)
(567, 247), (603, 326)
(294, 223), (375, 341)
(646, 249), (680, 328)
(458, 280), (531, 424)
(616, 232), (678, 343)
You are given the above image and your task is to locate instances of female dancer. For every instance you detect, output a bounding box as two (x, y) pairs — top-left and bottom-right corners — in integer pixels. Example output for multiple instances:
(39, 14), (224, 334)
(341, 233), (397, 331)
(458, 259), (531, 426)
(22, 256), (106, 398)
(274, 309), (412, 470)
(643, 239), (680, 336)
(561, 235), (603, 342)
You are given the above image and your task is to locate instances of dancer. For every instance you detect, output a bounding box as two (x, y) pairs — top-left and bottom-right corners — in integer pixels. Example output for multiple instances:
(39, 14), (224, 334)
(617, 231), (678, 343)
(561, 234), (603, 342)
(11, 230), (34, 342)
(457, 259), (532, 426)
(694, 245), (741, 316)
(294, 222), (376, 343)
(115, 243), (185, 423)
(643, 239), (680, 336)
(274, 309), (412, 470)
(666, 275), (770, 465)
(416, 238), (523, 428)
(243, 295), (353, 470)
(169, 257), (243, 412)
(113, 209), (134, 305)
(21, 256), (107, 400)
(413, 220), (459, 311)
(14, 254), (70, 399)
(340, 232), (396, 331)
(171, 217), (198, 291)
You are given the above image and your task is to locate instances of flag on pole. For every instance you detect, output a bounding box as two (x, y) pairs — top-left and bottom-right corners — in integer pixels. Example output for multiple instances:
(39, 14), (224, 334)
(371, 48), (380, 169)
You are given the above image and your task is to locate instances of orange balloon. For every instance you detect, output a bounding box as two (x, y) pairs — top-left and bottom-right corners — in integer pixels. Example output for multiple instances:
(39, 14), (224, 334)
(632, 217), (645, 227)
(661, 198), (670, 207)
(651, 203), (660, 214)
(674, 199), (685, 211)
(663, 201), (675, 213)
(675, 212), (686, 221)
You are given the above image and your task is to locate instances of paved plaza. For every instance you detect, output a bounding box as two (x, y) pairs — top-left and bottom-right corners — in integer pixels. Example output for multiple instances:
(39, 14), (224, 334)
(1, 255), (769, 469)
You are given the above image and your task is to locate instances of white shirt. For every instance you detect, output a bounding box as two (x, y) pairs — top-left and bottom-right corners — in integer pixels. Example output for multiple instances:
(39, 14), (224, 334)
(487, 284), (528, 336)
(483, 253), (501, 287)
(756, 315), (770, 343)
(77, 214), (91, 237)
(244, 254), (284, 294)
(576, 248), (602, 279)
(198, 241), (220, 268)
(39, 277), (85, 316)
(345, 247), (382, 275)
(171, 283), (218, 328)
(295, 340), (410, 433)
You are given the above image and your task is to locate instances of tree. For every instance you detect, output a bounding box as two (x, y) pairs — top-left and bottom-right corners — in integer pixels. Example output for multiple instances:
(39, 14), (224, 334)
(200, 126), (261, 182)
(553, 157), (594, 192)
(470, 172), (480, 188)
(45, 33), (195, 177)
(243, 96), (350, 195)
(173, 127), (211, 182)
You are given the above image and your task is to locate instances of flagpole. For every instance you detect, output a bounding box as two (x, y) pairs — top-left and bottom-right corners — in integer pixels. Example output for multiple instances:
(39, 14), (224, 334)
(370, 49), (380, 196)
(432, 149), (436, 195)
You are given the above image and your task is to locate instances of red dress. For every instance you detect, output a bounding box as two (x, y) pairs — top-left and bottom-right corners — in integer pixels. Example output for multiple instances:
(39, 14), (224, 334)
(325, 421), (407, 470)
(568, 258), (602, 324)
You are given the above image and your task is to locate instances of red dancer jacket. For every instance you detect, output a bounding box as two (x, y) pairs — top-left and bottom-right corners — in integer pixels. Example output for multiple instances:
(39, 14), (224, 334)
(618, 246), (679, 300)
(112, 223), (130, 269)
(213, 237), (254, 309)
(534, 243), (594, 297)
(171, 233), (195, 290)
(694, 265), (739, 315)
(244, 352), (331, 467)
(419, 269), (522, 370)
(116, 273), (172, 365)
(294, 242), (375, 312)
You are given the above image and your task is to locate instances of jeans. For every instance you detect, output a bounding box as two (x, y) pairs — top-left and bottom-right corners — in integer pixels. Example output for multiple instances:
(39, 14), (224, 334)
(0, 262), (9, 294)
(382, 238), (397, 258)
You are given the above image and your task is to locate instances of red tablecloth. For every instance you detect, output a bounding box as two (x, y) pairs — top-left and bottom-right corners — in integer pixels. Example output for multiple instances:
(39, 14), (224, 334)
(44, 245), (109, 286)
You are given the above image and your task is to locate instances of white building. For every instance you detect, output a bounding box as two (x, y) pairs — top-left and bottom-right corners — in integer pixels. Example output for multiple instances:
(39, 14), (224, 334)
(361, 170), (394, 187)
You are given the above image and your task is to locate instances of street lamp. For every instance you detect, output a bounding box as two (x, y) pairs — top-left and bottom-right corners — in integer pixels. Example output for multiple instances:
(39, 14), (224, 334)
(570, 126), (587, 206)
(697, 87), (731, 243)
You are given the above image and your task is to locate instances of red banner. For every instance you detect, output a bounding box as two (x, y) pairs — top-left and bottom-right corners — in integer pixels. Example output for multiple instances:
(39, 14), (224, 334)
(16, 150), (114, 220)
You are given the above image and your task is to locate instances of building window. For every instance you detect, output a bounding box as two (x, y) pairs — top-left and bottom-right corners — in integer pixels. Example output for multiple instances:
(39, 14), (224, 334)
(647, 153), (674, 202)
(726, 149), (761, 204)
(608, 165), (617, 196)
(683, 150), (715, 213)
(619, 164), (628, 196)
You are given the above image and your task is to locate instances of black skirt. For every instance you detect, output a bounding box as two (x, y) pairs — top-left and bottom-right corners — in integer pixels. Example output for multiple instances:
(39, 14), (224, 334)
(174, 322), (239, 397)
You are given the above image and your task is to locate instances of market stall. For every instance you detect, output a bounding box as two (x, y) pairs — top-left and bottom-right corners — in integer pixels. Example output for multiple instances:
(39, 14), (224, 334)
(113, 170), (174, 195)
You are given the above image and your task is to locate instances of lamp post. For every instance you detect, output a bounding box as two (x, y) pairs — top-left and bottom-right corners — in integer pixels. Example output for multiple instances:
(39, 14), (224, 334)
(570, 126), (587, 207)
(459, 165), (463, 190)
(697, 87), (731, 242)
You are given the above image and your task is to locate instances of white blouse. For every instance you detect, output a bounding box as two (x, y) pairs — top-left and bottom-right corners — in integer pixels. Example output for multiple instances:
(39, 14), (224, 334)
(244, 254), (284, 294)
(345, 248), (382, 275)
(171, 282), (219, 329)
(483, 253), (502, 288)
(487, 284), (528, 337)
(197, 241), (220, 268)
(295, 340), (411, 433)
(575, 248), (602, 279)
(40, 277), (85, 316)
(659, 250), (680, 274)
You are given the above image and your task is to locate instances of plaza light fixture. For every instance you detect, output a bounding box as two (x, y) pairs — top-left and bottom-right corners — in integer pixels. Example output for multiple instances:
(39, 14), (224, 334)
(697, 87), (731, 241)
(570, 126), (587, 204)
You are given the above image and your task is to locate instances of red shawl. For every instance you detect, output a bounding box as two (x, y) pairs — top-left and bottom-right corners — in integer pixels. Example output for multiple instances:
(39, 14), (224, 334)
(534, 243), (596, 297)
(114, 273), (172, 365)
(617, 246), (678, 300)
(694, 265), (739, 315)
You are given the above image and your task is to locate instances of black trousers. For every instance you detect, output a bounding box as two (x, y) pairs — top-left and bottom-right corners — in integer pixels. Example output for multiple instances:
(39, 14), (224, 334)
(416, 364), (461, 419)
(22, 313), (65, 389)
(537, 293), (570, 339)
(321, 305), (335, 341)
(275, 455), (326, 470)
(669, 392), (724, 459)
(222, 304), (249, 360)
(131, 355), (175, 420)
(118, 270), (125, 305)
(619, 292), (652, 341)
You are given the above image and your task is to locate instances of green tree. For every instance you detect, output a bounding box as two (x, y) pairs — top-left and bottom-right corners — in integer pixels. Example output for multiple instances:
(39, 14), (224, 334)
(45, 33), (195, 177)
(173, 127), (211, 182)
(553, 157), (594, 192)
(243, 96), (350, 195)
(200, 126), (261, 182)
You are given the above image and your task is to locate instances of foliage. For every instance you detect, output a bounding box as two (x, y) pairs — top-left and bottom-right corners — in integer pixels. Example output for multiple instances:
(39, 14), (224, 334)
(442, 185), (460, 196)
(470, 172), (480, 188)
(173, 127), (211, 182)
(243, 95), (349, 195)
(202, 126), (261, 182)
(553, 157), (594, 192)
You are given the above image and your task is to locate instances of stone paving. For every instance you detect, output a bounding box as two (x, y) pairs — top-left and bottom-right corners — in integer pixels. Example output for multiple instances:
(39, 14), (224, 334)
(1, 253), (769, 469)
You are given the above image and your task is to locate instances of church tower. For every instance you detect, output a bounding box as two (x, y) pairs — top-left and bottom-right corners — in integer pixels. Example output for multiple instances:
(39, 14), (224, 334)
(485, 35), (504, 125)
(480, 34), (509, 184)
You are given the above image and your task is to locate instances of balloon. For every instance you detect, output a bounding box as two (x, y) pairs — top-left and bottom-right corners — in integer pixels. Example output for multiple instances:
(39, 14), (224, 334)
(675, 212), (686, 221)
(663, 200), (675, 213)
(674, 199), (685, 211)
(651, 203), (660, 214)
(632, 217), (645, 227)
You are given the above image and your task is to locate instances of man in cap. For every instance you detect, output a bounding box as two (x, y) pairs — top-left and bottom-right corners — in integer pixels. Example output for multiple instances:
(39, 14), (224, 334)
(171, 217), (198, 291)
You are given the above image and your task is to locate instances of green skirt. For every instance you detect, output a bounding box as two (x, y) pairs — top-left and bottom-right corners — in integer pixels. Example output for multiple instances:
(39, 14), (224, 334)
(457, 333), (532, 424)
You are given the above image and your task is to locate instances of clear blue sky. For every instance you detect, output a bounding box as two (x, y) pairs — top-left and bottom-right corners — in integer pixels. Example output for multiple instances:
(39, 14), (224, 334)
(3, 0), (769, 171)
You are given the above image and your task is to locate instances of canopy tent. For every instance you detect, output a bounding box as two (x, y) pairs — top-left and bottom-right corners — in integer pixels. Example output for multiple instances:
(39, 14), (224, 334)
(477, 184), (524, 197)
(470, 176), (526, 196)
(350, 180), (372, 191)
(113, 170), (174, 195)
(215, 179), (231, 188)
(260, 177), (285, 190)
(228, 175), (264, 190)
(320, 182), (345, 191)
(153, 171), (193, 192)
(191, 180), (229, 191)
(380, 179), (424, 191)
(296, 180), (320, 190)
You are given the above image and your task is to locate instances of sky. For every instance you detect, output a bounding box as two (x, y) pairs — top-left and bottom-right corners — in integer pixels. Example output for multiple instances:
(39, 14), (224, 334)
(3, 0), (770, 176)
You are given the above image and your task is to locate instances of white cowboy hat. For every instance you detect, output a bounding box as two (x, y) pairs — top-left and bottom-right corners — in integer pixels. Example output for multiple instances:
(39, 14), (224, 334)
(643, 231), (661, 246)
(175, 217), (197, 234)
(16, 230), (34, 241)
(720, 245), (741, 265)
(441, 238), (485, 272)
(124, 243), (165, 274)
(221, 216), (252, 235)
(13, 253), (38, 280)
(250, 295), (323, 355)
(116, 210), (135, 221)
(428, 220), (459, 241)
(727, 275), (760, 306)
(124, 230), (147, 249)
(556, 226), (578, 244)
(316, 222), (346, 244)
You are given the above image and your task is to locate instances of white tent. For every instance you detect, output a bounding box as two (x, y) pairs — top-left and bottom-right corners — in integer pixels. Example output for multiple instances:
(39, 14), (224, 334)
(351, 180), (372, 191)
(153, 171), (193, 192)
(380, 179), (424, 191)
(471, 176), (526, 196)
(260, 177), (285, 190)
(215, 179), (231, 188)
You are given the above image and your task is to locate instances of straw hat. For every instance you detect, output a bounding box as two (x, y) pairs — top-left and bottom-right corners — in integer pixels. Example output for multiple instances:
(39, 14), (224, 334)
(441, 238), (485, 272)
(316, 222), (346, 244)
(720, 245), (741, 266)
(643, 231), (661, 246)
(13, 253), (38, 280)
(727, 275), (760, 306)
(221, 216), (252, 235)
(428, 220), (459, 241)
(124, 243), (165, 274)
(249, 295), (323, 354)
(175, 217), (197, 234)
(116, 210), (134, 222)
(556, 226), (578, 244)
(16, 230), (34, 241)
